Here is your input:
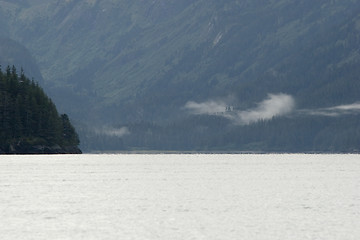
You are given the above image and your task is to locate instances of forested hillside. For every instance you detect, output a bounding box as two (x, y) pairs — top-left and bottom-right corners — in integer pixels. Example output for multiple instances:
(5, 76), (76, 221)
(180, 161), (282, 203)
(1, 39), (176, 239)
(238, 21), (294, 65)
(0, 0), (359, 152)
(0, 66), (81, 154)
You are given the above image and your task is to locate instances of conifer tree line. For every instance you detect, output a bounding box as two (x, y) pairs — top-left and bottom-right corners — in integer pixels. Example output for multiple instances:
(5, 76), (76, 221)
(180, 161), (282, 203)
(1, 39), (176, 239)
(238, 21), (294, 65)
(0, 65), (80, 153)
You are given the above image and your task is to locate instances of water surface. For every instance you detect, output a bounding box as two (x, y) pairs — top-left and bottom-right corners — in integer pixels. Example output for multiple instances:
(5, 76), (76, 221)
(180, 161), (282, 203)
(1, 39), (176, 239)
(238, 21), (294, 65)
(0, 154), (359, 239)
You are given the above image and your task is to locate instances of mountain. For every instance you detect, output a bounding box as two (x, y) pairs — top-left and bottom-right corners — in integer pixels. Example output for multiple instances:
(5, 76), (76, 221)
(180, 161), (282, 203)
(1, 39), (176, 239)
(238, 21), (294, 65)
(0, 0), (359, 152)
(0, 38), (44, 84)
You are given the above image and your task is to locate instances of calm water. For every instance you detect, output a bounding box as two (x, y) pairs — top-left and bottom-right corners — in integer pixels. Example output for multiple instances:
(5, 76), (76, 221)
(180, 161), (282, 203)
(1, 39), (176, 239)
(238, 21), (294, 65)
(0, 154), (359, 240)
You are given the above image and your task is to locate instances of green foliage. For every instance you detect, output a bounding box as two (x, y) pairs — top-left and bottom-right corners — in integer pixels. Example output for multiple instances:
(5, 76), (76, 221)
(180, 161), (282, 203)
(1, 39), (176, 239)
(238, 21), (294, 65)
(79, 114), (360, 153)
(0, 66), (80, 153)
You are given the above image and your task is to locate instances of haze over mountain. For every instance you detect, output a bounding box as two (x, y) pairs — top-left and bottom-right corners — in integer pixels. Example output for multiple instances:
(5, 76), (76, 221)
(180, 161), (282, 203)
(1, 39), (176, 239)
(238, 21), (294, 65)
(0, 38), (44, 84)
(1, 0), (359, 151)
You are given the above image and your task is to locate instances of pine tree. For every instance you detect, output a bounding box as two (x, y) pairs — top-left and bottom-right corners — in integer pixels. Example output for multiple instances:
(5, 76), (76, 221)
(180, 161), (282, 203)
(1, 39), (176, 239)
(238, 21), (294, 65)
(0, 66), (81, 153)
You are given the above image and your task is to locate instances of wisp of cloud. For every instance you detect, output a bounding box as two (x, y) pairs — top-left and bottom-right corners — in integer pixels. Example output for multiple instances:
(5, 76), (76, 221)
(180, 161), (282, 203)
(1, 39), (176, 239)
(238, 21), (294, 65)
(299, 102), (360, 116)
(95, 126), (130, 138)
(184, 100), (227, 115)
(236, 93), (295, 124)
(185, 93), (295, 125)
(185, 93), (360, 125)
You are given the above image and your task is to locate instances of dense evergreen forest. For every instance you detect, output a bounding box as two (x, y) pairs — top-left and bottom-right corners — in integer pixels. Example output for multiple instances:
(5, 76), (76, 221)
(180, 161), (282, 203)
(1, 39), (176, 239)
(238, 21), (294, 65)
(80, 113), (360, 153)
(0, 66), (81, 154)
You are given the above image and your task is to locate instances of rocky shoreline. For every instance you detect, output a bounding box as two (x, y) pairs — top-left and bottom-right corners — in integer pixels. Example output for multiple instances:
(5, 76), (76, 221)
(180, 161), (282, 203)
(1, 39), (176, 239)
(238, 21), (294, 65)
(0, 143), (82, 154)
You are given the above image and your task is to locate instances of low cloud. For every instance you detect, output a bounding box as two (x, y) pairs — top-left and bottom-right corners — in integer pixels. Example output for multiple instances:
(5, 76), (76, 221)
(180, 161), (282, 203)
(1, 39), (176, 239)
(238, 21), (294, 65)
(185, 93), (295, 125)
(299, 102), (360, 116)
(235, 93), (295, 124)
(184, 100), (227, 115)
(95, 126), (130, 138)
(185, 93), (360, 125)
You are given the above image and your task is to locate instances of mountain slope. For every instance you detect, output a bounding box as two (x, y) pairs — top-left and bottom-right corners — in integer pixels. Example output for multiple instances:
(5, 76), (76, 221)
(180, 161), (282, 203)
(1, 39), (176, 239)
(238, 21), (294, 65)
(1, 0), (358, 121)
(0, 38), (44, 84)
(1, 0), (359, 151)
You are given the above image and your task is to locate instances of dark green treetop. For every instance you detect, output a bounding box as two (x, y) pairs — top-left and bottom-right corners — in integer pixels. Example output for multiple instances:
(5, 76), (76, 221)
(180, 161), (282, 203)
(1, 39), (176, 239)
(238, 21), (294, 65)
(0, 65), (80, 154)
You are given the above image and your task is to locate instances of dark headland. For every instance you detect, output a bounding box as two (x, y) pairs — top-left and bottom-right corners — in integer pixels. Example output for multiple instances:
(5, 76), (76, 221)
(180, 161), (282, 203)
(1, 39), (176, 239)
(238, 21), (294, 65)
(0, 66), (81, 154)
